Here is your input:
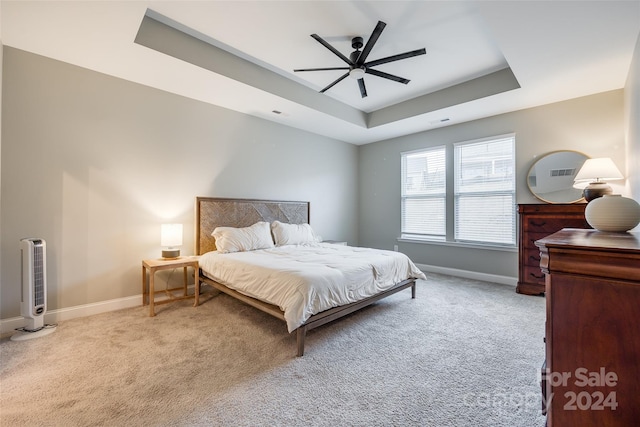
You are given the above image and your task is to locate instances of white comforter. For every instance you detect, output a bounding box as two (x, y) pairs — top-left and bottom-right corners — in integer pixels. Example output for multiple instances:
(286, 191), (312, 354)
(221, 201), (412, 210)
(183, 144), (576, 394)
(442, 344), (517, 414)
(199, 243), (426, 332)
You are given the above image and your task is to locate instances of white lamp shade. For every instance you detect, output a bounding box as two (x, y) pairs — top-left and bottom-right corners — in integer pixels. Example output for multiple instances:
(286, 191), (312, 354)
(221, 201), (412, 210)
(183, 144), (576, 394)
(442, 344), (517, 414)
(572, 180), (590, 190)
(161, 223), (183, 247)
(574, 158), (624, 183)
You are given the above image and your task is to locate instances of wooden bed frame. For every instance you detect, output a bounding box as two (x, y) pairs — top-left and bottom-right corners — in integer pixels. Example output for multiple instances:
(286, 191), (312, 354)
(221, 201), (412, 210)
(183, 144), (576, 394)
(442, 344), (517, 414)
(195, 197), (417, 356)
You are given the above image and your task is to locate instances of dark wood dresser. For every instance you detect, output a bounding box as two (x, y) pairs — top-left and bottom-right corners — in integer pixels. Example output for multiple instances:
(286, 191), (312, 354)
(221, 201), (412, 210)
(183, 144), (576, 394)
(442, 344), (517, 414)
(536, 229), (640, 427)
(517, 204), (588, 295)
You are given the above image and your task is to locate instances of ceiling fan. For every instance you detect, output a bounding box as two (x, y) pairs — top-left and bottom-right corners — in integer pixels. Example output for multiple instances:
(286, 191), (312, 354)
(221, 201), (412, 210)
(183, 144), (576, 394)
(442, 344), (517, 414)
(294, 21), (426, 98)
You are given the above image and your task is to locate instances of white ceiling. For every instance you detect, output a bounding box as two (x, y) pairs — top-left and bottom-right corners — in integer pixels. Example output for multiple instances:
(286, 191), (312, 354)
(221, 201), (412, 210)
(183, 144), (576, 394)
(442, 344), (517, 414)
(2, 1), (639, 145)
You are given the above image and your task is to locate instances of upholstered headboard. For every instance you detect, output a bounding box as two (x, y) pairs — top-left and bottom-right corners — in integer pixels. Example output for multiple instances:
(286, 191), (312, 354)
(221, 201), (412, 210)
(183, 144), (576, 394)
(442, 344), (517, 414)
(195, 197), (310, 255)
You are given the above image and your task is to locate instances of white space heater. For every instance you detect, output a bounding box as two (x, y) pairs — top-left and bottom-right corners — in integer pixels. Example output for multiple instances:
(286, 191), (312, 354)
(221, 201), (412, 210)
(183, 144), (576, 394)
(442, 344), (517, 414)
(11, 238), (56, 341)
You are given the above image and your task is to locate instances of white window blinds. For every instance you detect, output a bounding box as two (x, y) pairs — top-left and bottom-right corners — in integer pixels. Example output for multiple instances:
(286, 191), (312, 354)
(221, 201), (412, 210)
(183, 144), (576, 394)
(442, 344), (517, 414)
(401, 146), (446, 240)
(454, 135), (516, 246)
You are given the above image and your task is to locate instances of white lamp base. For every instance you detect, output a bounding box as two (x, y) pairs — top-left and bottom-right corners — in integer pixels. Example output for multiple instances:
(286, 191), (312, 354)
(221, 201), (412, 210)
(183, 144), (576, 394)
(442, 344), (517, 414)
(162, 249), (180, 259)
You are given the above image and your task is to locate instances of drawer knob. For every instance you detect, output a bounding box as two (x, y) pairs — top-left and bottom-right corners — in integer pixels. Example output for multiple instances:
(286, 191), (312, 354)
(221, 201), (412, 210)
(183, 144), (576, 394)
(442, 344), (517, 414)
(530, 272), (545, 280)
(531, 220), (547, 227)
(529, 255), (541, 262)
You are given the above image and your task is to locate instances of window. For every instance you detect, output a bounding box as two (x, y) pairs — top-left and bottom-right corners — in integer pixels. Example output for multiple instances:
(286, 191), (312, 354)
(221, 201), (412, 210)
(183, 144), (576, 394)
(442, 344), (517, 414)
(454, 135), (516, 246)
(401, 146), (446, 240)
(400, 134), (516, 247)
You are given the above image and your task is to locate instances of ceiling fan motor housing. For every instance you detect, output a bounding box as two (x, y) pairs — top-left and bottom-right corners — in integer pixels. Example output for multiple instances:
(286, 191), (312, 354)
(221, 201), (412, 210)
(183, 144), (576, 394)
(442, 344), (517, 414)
(351, 36), (364, 50)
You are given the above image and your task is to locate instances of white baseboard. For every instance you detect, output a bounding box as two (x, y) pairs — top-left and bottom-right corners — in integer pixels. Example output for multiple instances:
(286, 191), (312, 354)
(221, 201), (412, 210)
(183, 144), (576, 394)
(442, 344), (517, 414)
(1, 295), (141, 336)
(2, 269), (515, 336)
(416, 263), (517, 287)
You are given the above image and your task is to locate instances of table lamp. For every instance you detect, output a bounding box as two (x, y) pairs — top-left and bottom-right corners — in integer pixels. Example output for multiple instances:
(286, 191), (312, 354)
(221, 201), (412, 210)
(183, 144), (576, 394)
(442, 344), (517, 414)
(161, 223), (182, 259)
(573, 158), (623, 202)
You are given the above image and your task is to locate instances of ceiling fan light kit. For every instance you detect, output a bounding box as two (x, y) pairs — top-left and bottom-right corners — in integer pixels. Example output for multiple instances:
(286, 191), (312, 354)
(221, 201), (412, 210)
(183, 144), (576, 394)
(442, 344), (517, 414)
(294, 20), (426, 98)
(349, 68), (366, 79)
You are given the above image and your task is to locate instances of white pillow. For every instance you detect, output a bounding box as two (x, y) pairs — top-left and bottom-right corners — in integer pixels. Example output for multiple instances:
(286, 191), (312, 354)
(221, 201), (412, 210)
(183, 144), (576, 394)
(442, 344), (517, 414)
(212, 221), (274, 253)
(271, 221), (318, 246)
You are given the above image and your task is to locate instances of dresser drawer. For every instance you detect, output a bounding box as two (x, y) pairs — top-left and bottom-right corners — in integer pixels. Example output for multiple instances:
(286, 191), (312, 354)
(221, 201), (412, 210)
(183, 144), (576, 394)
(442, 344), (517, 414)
(522, 264), (546, 284)
(517, 204), (587, 295)
(523, 247), (543, 267)
(524, 231), (561, 249)
(522, 217), (587, 233)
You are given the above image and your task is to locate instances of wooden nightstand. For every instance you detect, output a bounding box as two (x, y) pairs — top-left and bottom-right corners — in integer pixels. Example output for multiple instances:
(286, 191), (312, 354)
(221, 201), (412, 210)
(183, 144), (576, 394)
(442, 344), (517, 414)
(141, 256), (200, 316)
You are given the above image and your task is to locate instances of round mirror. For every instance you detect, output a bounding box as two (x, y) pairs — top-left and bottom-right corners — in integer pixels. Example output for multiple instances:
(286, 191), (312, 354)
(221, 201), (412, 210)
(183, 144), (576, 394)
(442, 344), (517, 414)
(527, 151), (589, 204)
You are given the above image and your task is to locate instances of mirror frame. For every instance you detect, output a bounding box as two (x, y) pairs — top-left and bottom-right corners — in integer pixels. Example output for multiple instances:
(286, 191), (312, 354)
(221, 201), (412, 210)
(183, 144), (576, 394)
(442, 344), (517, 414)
(527, 150), (589, 204)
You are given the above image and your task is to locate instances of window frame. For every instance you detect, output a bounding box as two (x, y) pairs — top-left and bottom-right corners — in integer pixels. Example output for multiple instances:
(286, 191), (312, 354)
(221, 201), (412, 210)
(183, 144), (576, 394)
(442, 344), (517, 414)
(400, 134), (516, 249)
(453, 134), (516, 247)
(400, 145), (447, 242)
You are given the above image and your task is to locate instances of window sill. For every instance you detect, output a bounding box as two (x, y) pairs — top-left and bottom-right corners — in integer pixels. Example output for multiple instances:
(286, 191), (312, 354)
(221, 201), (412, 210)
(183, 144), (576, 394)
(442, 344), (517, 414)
(398, 236), (517, 252)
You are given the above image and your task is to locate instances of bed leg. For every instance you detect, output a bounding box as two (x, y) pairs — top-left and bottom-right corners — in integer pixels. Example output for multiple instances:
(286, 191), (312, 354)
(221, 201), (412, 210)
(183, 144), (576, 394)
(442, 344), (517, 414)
(411, 282), (416, 299)
(296, 326), (307, 357)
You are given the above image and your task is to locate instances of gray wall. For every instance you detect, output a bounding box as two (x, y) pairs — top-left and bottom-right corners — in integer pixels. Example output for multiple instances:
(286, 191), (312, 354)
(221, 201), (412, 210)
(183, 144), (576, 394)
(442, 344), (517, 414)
(0, 8), (3, 319)
(358, 90), (626, 279)
(626, 32), (640, 202)
(2, 30), (639, 320)
(0, 47), (358, 318)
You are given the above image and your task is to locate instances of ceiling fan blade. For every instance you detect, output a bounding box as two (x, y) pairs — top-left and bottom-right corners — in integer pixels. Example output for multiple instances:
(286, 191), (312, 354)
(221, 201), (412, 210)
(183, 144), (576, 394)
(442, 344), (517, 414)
(311, 34), (353, 65)
(364, 48), (426, 68)
(358, 78), (368, 98)
(356, 21), (386, 65)
(294, 67), (350, 72)
(365, 68), (410, 84)
(320, 72), (350, 93)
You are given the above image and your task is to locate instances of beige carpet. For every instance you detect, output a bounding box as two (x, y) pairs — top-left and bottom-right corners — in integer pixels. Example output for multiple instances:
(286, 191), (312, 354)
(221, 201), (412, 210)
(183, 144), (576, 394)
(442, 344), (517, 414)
(1, 273), (546, 426)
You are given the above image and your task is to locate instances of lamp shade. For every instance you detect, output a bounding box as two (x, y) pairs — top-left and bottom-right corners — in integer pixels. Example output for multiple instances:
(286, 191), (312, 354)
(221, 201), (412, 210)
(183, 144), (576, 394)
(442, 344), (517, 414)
(161, 224), (183, 247)
(574, 158), (624, 202)
(574, 158), (623, 183)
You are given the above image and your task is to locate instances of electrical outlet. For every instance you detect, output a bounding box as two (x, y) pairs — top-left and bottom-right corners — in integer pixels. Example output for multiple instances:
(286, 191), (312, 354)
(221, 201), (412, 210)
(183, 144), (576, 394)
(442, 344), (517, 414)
(393, 245), (398, 252)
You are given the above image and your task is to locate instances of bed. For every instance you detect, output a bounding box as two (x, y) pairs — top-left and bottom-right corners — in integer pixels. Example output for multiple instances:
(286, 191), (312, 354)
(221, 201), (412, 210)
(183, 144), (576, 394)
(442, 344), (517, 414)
(195, 197), (426, 356)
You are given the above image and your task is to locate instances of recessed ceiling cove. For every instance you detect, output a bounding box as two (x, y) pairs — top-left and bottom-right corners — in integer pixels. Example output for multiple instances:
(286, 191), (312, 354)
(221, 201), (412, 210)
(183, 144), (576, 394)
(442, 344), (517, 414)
(135, 10), (520, 130)
(4, 1), (637, 145)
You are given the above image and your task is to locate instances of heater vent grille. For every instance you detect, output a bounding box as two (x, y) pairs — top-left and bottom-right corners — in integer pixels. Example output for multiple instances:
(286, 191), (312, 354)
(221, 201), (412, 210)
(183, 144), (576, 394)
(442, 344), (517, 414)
(550, 168), (576, 177)
(33, 243), (45, 310)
